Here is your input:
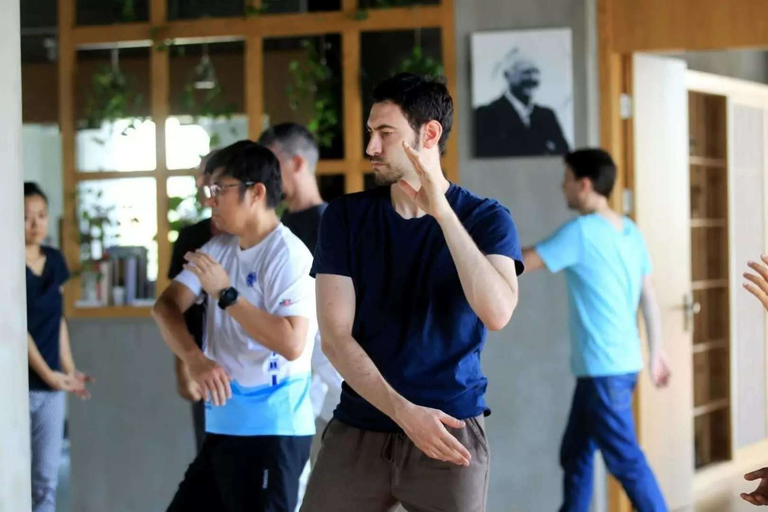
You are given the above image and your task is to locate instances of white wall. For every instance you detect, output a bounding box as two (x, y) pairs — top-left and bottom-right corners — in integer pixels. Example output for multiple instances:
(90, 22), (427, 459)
(0, 0), (32, 509)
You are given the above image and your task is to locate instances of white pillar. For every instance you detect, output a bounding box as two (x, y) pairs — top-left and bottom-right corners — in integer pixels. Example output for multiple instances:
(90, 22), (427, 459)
(0, 0), (32, 510)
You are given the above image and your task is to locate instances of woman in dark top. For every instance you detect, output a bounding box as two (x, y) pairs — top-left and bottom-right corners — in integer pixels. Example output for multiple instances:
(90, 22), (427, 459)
(25, 182), (92, 512)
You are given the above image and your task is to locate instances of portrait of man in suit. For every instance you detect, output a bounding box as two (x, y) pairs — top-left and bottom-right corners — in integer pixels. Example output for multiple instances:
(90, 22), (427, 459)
(473, 43), (572, 158)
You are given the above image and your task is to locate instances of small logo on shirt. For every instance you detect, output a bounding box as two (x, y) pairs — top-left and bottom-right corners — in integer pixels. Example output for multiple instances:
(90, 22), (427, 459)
(279, 299), (294, 307)
(246, 272), (257, 287)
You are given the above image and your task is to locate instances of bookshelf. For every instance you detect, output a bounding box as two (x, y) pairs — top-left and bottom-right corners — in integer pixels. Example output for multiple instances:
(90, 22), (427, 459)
(688, 90), (732, 470)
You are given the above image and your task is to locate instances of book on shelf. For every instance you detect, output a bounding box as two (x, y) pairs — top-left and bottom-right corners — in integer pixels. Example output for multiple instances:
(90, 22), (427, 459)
(76, 245), (156, 309)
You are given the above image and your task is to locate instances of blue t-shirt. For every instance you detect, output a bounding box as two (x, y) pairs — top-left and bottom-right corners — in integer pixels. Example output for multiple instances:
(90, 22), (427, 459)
(311, 184), (523, 432)
(536, 214), (652, 377)
(27, 246), (70, 391)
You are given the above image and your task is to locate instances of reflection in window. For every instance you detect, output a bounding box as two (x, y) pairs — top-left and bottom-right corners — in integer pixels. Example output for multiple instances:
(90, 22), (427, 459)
(76, 118), (156, 172)
(76, 178), (158, 307)
(167, 176), (211, 243)
(165, 115), (249, 170)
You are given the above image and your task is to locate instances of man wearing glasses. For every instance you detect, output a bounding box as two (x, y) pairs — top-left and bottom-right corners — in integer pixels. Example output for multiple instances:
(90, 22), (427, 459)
(154, 140), (317, 511)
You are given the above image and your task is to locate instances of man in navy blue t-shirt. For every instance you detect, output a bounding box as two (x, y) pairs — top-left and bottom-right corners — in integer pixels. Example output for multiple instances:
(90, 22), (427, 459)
(301, 73), (523, 512)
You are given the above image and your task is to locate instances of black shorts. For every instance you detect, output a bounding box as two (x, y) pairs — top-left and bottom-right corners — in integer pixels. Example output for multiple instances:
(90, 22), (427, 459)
(168, 433), (313, 512)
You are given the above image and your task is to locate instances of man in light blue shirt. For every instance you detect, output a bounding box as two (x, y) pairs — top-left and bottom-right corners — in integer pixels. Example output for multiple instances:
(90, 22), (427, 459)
(523, 148), (669, 512)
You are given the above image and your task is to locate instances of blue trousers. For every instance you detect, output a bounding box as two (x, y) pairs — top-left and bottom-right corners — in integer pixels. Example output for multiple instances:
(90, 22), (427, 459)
(559, 374), (667, 512)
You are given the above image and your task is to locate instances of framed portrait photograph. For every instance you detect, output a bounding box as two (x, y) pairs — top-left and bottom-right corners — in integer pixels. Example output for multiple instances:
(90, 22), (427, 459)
(471, 28), (574, 158)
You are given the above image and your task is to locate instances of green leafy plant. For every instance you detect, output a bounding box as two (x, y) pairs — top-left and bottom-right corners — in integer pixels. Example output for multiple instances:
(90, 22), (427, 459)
(245, 0), (271, 16)
(286, 39), (340, 149)
(167, 193), (207, 237)
(77, 188), (117, 263)
(81, 51), (146, 142)
(394, 45), (443, 76)
(121, 0), (136, 21)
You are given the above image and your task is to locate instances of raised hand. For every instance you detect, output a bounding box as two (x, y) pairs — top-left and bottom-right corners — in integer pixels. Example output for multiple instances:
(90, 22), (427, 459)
(397, 141), (452, 221)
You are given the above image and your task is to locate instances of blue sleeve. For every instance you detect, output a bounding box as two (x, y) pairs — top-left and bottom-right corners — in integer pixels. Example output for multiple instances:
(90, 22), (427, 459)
(311, 199), (351, 278)
(53, 249), (70, 286)
(469, 202), (524, 275)
(535, 218), (583, 273)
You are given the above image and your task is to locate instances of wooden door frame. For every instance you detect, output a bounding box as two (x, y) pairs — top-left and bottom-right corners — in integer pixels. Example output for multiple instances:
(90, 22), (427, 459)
(598, 0), (768, 510)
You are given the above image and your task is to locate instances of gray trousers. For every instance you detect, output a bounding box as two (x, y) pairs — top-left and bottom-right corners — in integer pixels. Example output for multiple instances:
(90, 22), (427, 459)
(29, 391), (66, 512)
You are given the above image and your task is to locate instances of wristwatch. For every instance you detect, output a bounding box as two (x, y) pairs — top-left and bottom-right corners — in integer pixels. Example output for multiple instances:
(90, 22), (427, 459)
(217, 287), (239, 310)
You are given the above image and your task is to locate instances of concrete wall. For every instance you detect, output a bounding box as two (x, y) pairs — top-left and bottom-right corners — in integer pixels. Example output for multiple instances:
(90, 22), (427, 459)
(66, 1), (603, 511)
(454, 0), (601, 511)
(671, 49), (768, 84)
(68, 319), (196, 512)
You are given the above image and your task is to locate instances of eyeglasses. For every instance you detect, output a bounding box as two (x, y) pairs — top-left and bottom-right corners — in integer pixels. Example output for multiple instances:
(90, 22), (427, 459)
(203, 182), (255, 199)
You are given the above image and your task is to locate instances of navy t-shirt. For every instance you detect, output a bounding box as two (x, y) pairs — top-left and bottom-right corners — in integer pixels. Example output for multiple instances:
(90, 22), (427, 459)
(311, 183), (523, 431)
(281, 203), (328, 255)
(27, 246), (70, 391)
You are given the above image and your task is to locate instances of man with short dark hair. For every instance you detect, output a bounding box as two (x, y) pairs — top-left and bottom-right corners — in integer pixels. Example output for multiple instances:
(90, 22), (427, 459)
(300, 73), (522, 512)
(154, 140), (317, 511)
(523, 148), (669, 512)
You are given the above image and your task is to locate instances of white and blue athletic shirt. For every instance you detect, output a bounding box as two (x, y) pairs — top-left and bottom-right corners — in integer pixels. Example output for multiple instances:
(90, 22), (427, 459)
(175, 224), (317, 437)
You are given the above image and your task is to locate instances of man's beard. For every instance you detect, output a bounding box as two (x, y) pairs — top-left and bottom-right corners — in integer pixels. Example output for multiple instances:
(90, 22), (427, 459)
(371, 134), (420, 186)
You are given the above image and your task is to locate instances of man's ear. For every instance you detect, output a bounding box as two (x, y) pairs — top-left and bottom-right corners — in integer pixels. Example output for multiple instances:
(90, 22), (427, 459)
(421, 120), (443, 150)
(291, 154), (305, 174)
(248, 183), (267, 205)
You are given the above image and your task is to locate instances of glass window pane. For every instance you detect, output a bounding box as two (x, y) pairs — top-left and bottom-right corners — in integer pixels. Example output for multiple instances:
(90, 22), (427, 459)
(168, 41), (247, 169)
(76, 47), (154, 172)
(358, 0), (439, 7)
(317, 174), (345, 202)
(255, 0), (340, 14)
(77, 0), (149, 25)
(76, 178), (157, 307)
(361, 29), (443, 156)
(167, 176), (211, 243)
(166, 116), (249, 170)
(168, 0), (244, 20)
(264, 34), (343, 159)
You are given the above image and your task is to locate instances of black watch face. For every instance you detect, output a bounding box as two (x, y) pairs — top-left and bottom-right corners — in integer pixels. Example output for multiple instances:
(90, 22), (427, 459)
(220, 287), (238, 307)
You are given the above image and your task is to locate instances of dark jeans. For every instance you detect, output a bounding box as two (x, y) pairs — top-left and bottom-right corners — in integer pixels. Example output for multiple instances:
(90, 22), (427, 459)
(168, 433), (313, 512)
(559, 374), (667, 512)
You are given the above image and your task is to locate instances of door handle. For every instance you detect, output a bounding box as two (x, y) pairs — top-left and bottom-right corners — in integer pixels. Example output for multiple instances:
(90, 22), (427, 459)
(681, 293), (701, 332)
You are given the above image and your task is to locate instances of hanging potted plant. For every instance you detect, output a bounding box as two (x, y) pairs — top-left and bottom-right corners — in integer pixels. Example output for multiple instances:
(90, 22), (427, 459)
(177, 43), (238, 149)
(285, 37), (340, 150)
(81, 48), (146, 143)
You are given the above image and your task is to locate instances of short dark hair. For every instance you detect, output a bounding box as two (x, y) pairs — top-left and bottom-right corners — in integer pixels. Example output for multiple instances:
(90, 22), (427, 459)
(565, 149), (617, 198)
(204, 140), (283, 208)
(372, 73), (453, 154)
(259, 123), (319, 171)
(24, 182), (48, 204)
